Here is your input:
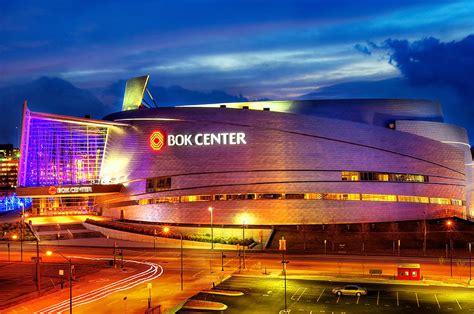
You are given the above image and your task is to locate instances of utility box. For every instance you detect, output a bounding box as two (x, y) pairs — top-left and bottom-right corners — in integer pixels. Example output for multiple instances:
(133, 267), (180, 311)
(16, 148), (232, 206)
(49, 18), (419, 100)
(397, 264), (421, 280)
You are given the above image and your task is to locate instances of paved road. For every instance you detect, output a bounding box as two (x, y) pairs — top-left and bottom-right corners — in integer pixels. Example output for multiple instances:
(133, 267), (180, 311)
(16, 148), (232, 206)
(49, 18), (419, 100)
(180, 276), (474, 313)
(2, 245), (474, 313)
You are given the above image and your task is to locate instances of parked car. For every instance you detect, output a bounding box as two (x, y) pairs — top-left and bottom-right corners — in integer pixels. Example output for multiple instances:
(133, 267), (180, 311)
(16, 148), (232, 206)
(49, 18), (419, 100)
(332, 285), (368, 296)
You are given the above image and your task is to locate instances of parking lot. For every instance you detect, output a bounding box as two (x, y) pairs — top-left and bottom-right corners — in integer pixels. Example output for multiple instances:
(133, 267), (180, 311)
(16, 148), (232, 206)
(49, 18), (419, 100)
(179, 276), (474, 313)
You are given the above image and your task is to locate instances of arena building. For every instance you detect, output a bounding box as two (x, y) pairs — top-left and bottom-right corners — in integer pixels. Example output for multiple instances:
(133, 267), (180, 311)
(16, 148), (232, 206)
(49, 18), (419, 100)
(16, 76), (474, 226)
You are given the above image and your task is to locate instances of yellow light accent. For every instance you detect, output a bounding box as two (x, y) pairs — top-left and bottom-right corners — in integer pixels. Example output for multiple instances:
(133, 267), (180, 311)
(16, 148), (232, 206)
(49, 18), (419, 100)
(235, 213), (253, 225)
(11, 234), (18, 240)
(163, 226), (170, 234)
(46, 250), (53, 256)
(101, 157), (129, 184)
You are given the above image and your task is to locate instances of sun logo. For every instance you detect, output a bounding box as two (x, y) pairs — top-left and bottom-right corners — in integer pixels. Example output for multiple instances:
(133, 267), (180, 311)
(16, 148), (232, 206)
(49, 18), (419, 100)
(150, 130), (166, 151)
(48, 186), (57, 195)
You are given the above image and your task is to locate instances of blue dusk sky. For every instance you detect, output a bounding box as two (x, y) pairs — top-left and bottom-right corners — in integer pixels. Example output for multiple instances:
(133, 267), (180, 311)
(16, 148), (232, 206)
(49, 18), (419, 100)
(0, 0), (473, 144)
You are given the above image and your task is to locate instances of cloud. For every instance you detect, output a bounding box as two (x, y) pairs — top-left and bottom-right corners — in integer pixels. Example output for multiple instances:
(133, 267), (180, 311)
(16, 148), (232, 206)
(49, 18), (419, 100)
(383, 35), (474, 98)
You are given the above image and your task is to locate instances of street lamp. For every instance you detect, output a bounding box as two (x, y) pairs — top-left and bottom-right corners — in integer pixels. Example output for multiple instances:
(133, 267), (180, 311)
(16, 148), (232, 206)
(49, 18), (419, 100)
(208, 207), (214, 249)
(162, 227), (183, 291)
(469, 242), (472, 283)
(8, 235), (17, 261)
(147, 282), (152, 309)
(46, 250), (73, 313)
(446, 220), (454, 277)
(279, 236), (288, 314)
(242, 218), (248, 270)
(19, 201), (24, 262)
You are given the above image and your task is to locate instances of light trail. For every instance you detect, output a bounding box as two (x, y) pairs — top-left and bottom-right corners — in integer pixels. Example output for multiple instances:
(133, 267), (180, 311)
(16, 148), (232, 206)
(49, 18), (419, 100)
(35, 256), (164, 314)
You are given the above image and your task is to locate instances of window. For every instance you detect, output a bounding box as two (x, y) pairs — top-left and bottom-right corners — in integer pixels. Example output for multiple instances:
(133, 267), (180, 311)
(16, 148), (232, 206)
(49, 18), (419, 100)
(398, 196), (429, 203)
(361, 194), (397, 202)
(181, 195), (211, 202)
(305, 193), (323, 200)
(285, 194), (305, 200)
(214, 194), (226, 201)
(429, 197), (450, 205)
(451, 199), (463, 206)
(342, 171), (428, 183)
(145, 176), (171, 192)
(322, 193), (360, 201)
(341, 171), (359, 181)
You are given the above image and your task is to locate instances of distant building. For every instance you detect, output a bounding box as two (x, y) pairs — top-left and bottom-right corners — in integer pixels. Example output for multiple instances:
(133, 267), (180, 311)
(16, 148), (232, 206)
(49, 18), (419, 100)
(0, 144), (19, 190)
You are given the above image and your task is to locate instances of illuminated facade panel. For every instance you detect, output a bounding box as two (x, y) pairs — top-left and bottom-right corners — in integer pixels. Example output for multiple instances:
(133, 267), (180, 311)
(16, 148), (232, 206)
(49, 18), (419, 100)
(19, 112), (108, 187)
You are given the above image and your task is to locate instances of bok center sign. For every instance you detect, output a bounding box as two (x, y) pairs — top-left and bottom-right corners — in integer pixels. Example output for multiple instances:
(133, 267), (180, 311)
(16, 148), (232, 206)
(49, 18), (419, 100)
(150, 130), (247, 151)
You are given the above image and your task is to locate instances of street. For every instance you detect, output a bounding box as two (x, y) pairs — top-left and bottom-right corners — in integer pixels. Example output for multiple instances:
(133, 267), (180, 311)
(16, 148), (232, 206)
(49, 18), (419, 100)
(1, 244), (474, 313)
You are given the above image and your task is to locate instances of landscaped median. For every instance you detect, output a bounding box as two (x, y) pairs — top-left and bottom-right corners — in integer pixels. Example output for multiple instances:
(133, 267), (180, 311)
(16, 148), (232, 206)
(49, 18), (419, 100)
(181, 300), (228, 311)
(201, 289), (244, 296)
(83, 219), (256, 249)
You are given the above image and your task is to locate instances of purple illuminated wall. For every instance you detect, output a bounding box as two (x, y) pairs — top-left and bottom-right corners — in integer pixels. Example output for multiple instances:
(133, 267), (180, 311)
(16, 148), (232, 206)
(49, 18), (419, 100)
(18, 110), (108, 187)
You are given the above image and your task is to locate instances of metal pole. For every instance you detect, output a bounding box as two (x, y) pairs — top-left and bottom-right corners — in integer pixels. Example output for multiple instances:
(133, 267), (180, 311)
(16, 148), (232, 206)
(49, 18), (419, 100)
(180, 234), (183, 291)
(221, 252), (224, 271)
(7, 243), (10, 261)
(450, 235), (453, 277)
(469, 243), (472, 282)
(36, 240), (41, 296)
(398, 239), (400, 257)
(283, 249), (287, 313)
(210, 209), (214, 249)
(69, 260), (73, 314)
(148, 284), (151, 308)
(242, 224), (246, 269)
(20, 204), (24, 262)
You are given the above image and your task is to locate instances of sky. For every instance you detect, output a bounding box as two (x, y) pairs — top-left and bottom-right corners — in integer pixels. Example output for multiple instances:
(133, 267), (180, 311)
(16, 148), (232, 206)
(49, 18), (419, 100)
(1, 0), (474, 143)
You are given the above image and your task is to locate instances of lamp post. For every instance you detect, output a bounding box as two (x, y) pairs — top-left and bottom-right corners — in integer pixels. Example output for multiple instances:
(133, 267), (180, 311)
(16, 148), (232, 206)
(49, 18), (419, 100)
(469, 242), (472, 283)
(46, 250), (73, 314)
(163, 227), (184, 291)
(20, 202), (24, 262)
(279, 236), (288, 314)
(153, 229), (157, 252)
(10, 234), (18, 261)
(208, 207), (214, 249)
(447, 220), (453, 277)
(242, 218), (247, 270)
(147, 282), (152, 309)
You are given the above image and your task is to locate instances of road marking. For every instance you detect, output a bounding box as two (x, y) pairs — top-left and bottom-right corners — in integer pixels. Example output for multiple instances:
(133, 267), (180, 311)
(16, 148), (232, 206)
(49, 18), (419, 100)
(377, 291), (380, 306)
(290, 287), (307, 302)
(336, 295), (341, 304)
(291, 288), (302, 300)
(396, 291), (399, 307)
(192, 270), (204, 278)
(106, 300), (118, 306)
(415, 292), (420, 308)
(456, 299), (462, 310)
(356, 295), (360, 305)
(316, 289), (325, 303)
(434, 294), (440, 309)
(297, 288), (307, 301)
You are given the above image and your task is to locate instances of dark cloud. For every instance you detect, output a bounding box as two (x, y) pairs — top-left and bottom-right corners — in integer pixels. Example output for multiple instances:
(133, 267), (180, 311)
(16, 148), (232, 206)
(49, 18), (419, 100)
(384, 35), (474, 97)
